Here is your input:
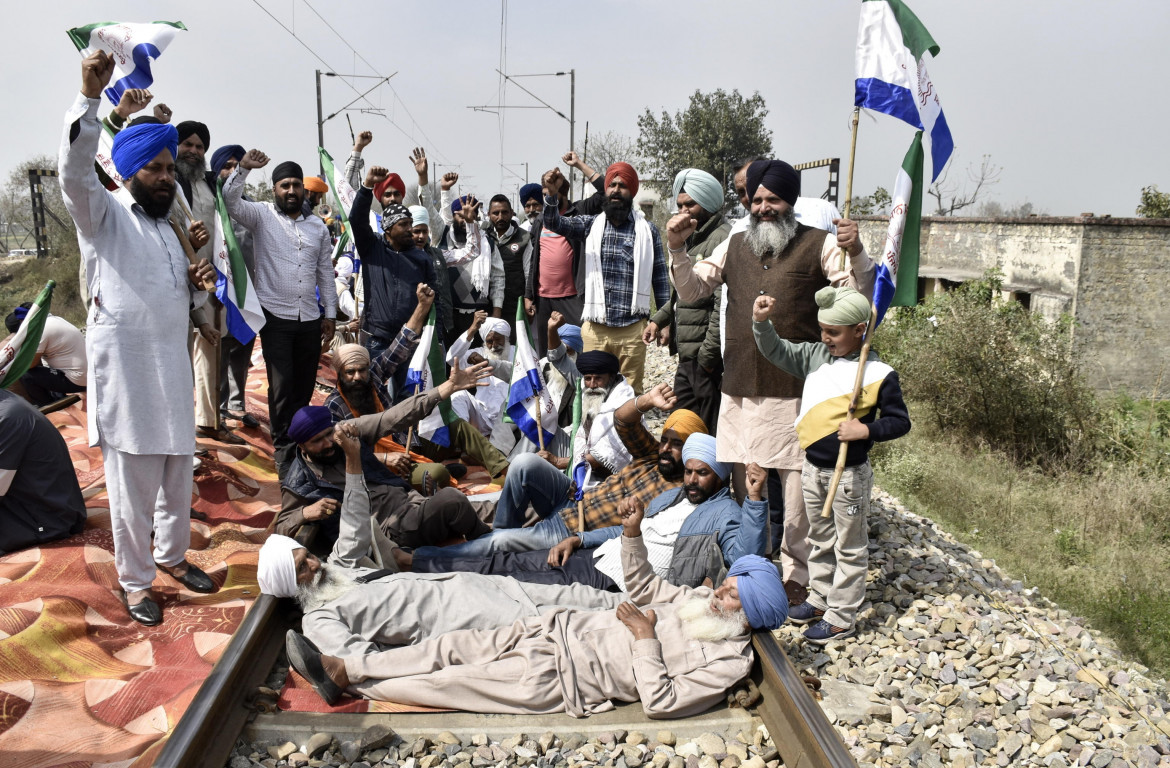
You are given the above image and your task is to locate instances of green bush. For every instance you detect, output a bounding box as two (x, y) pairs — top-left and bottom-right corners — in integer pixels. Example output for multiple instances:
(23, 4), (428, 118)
(876, 270), (1103, 472)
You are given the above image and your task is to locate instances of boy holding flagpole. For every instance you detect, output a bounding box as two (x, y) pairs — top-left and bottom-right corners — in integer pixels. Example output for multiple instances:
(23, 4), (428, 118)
(751, 288), (910, 644)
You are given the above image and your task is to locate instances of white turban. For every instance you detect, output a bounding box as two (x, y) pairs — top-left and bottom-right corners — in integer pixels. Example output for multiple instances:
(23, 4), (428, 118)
(408, 205), (430, 228)
(479, 317), (511, 343)
(257, 534), (305, 598)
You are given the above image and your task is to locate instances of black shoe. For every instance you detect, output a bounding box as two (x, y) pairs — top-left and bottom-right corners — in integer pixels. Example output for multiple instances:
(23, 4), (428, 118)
(126, 594), (162, 626)
(160, 562), (217, 593)
(223, 410), (261, 428)
(197, 425), (246, 445)
(285, 630), (343, 705)
(446, 462), (468, 481)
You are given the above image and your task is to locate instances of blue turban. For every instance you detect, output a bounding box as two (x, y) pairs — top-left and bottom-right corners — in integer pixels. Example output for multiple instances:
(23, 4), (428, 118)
(288, 406), (333, 444)
(450, 195), (467, 213)
(672, 169), (724, 215)
(211, 145), (246, 178)
(408, 205), (430, 228)
(558, 324), (583, 354)
(111, 122), (179, 179)
(519, 183), (543, 205)
(681, 433), (729, 480)
(745, 160), (799, 206)
(727, 555), (789, 630)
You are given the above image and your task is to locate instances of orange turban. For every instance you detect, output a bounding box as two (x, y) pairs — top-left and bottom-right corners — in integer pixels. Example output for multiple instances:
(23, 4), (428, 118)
(662, 409), (707, 440)
(605, 162), (639, 197)
(303, 176), (329, 193)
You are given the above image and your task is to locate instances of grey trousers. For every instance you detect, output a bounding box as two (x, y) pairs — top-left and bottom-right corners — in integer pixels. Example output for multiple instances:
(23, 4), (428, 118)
(220, 334), (256, 413)
(100, 445), (193, 593)
(801, 460), (873, 629)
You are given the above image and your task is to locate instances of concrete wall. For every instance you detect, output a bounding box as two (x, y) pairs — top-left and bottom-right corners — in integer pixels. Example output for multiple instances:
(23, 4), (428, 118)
(857, 215), (1170, 396)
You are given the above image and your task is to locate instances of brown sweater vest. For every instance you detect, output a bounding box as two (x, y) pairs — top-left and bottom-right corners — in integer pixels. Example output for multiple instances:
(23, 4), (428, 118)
(723, 225), (829, 398)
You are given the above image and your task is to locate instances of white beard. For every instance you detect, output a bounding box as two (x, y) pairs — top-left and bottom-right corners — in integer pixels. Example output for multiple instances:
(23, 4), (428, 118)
(677, 596), (749, 642)
(581, 386), (610, 434)
(296, 564), (358, 612)
(745, 211), (799, 258)
(483, 344), (511, 364)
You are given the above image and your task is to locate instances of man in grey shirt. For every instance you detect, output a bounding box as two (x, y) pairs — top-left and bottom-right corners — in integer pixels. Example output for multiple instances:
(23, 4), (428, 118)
(223, 150), (337, 478)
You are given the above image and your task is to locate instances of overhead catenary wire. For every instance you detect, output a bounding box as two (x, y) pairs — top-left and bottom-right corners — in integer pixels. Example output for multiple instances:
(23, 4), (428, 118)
(250, 0), (452, 163)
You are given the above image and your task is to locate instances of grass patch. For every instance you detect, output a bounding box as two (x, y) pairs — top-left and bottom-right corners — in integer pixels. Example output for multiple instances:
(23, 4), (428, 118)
(0, 252), (85, 327)
(872, 421), (1170, 677)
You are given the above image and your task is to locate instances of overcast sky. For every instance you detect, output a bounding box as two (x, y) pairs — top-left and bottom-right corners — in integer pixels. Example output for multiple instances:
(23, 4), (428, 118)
(7, 1), (1169, 218)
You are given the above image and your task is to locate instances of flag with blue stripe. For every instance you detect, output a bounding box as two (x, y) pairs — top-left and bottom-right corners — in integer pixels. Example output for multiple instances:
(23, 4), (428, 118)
(855, 0), (953, 181)
(405, 308), (455, 446)
(505, 303), (558, 447)
(213, 180), (265, 343)
(66, 21), (187, 106)
(873, 131), (924, 329)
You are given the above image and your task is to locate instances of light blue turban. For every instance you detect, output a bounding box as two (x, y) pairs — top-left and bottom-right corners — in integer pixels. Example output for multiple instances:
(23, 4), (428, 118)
(727, 555), (789, 630)
(681, 433), (729, 480)
(111, 122), (179, 179)
(558, 324), (583, 354)
(408, 205), (430, 228)
(672, 168), (724, 215)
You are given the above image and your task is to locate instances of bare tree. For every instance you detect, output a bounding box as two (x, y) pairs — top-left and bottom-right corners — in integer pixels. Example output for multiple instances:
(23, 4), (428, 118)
(577, 130), (641, 176)
(927, 154), (1001, 216)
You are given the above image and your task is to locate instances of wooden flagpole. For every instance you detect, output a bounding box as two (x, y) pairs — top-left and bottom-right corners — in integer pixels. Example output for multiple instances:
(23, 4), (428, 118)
(839, 106), (861, 270)
(821, 303), (878, 518)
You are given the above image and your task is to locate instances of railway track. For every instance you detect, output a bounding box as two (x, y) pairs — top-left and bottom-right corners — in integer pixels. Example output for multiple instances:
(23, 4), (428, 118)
(154, 595), (857, 768)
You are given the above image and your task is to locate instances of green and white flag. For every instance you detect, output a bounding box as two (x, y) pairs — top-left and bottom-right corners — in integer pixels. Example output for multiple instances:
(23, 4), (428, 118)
(319, 147), (356, 231)
(66, 21), (187, 106)
(404, 308), (456, 447)
(0, 281), (54, 388)
(872, 131), (924, 328)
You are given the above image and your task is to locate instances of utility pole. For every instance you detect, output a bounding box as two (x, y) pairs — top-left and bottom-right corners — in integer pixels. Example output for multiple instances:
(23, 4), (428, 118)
(569, 69), (576, 158)
(316, 70), (325, 176)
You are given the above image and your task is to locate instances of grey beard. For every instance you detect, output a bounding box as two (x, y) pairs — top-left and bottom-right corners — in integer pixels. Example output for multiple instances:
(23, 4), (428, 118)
(745, 211), (799, 258)
(526, 210), (540, 225)
(483, 345), (509, 364)
(175, 158), (207, 184)
(296, 564), (358, 612)
(677, 596), (749, 642)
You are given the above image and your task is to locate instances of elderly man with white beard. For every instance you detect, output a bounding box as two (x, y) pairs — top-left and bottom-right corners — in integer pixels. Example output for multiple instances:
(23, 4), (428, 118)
(445, 310), (516, 452)
(535, 350), (635, 488)
(273, 435), (789, 713)
(668, 159), (876, 608)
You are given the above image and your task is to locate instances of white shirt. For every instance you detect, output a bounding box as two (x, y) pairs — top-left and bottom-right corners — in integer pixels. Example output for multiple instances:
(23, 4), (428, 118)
(222, 167), (337, 322)
(36, 315), (87, 386)
(592, 497), (698, 589)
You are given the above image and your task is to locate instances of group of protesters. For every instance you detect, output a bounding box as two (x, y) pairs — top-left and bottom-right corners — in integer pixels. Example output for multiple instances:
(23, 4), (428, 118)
(0, 50), (912, 718)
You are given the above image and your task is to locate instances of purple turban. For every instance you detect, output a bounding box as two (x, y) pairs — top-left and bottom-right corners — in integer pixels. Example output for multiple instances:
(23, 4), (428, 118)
(111, 122), (179, 179)
(745, 160), (800, 206)
(288, 406), (333, 444)
(727, 555), (789, 630)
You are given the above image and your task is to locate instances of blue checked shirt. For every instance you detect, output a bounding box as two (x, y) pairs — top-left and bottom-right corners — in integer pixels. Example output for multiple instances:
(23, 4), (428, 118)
(543, 199), (669, 327)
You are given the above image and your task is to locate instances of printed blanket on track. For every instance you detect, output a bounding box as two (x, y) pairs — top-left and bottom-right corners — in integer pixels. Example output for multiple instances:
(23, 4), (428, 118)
(0, 346), (497, 767)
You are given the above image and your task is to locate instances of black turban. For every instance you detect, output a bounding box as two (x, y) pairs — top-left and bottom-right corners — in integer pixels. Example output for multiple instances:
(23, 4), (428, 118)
(272, 161), (304, 184)
(575, 350), (620, 376)
(745, 160), (800, 206)
(176, 120), (210, 149)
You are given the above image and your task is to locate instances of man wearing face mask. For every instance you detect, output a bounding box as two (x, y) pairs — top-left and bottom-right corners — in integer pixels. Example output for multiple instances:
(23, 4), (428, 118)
(223, 150), (337, 480)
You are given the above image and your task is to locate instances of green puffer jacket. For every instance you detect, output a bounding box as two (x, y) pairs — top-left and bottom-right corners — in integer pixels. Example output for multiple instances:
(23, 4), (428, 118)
(651, 214), (731, 369)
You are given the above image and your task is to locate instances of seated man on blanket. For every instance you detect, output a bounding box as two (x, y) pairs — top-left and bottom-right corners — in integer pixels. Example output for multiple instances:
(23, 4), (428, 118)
(407, 384), (707, 562)
(275, 356), (497, 550)
(324, 283), (509, 484)
(445, 311), (515, 453)
(534, 350), (634, 490)
(262, 436), (789, 715)
(398, 435), (769, 594)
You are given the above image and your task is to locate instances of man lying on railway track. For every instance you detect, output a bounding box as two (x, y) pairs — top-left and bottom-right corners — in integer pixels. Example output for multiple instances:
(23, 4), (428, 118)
(395, 434), (771, 593)
(279, 488), (788, 717)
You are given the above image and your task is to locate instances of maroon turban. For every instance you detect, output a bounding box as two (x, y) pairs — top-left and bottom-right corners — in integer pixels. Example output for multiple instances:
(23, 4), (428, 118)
(373, 172), (406, 202)
(605, 162), (639, 197)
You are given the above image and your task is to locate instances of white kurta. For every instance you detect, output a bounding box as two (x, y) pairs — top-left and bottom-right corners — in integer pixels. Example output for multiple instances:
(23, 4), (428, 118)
(59, 93), (202, 455)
